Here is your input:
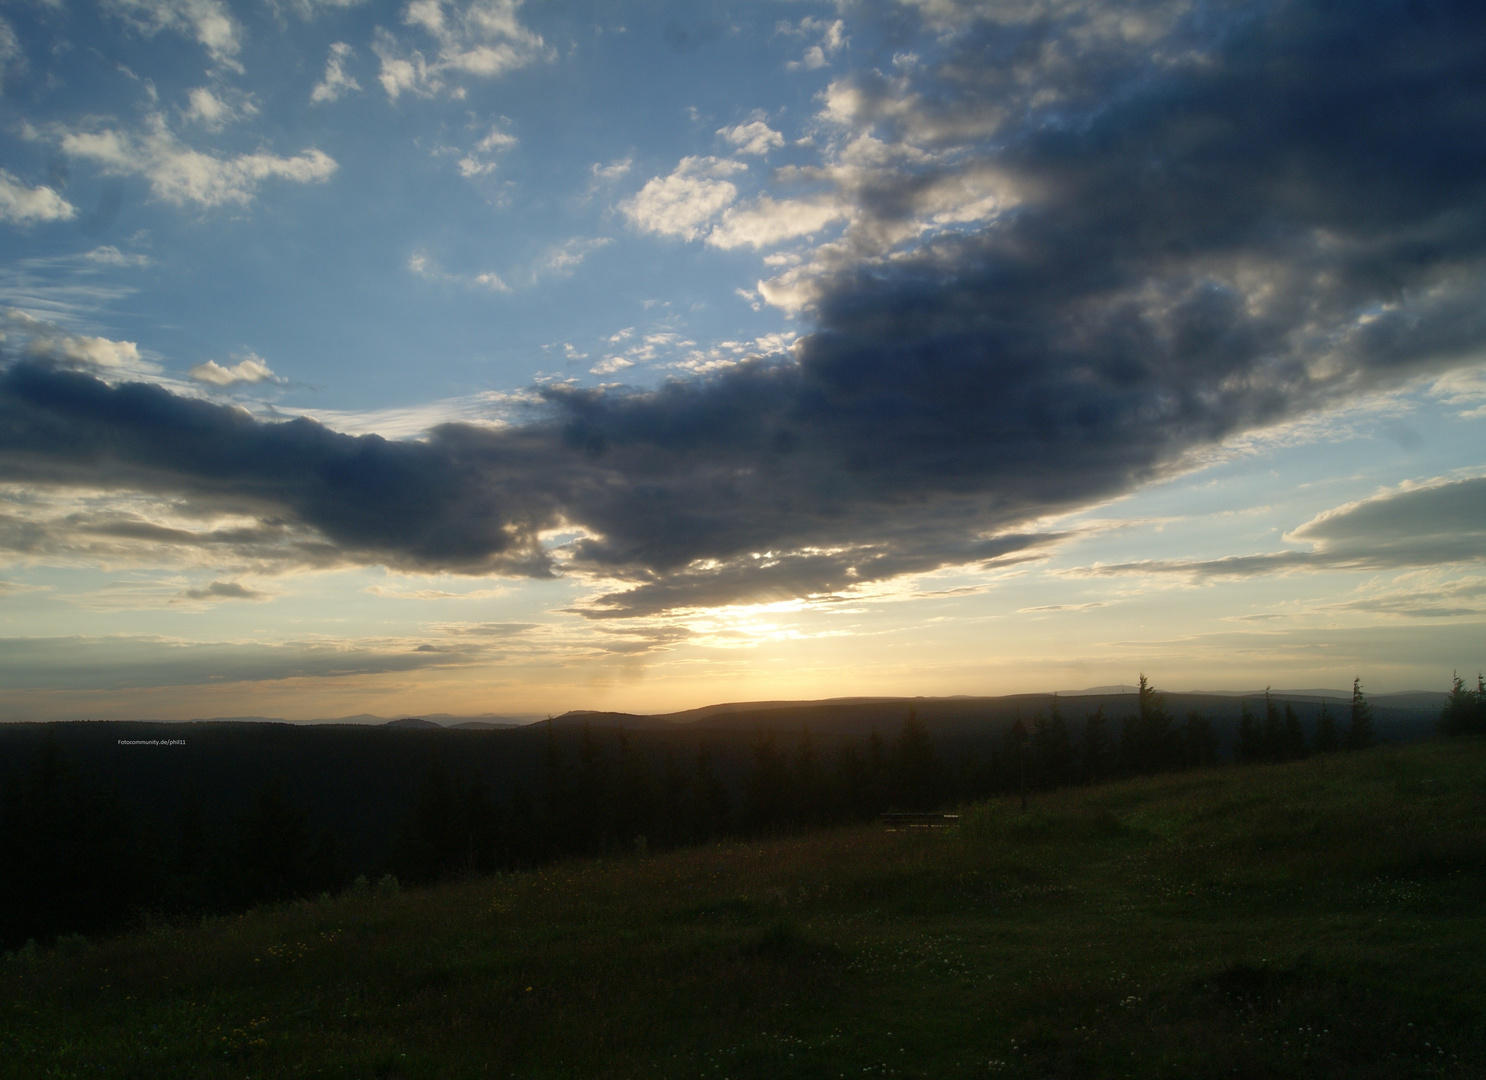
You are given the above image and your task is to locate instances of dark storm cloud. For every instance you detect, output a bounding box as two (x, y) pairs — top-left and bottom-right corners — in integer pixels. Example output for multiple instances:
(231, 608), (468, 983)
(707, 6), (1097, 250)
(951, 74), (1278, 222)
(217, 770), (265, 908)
(0, 362), (568, 575)
(3, 0), (1485, 612)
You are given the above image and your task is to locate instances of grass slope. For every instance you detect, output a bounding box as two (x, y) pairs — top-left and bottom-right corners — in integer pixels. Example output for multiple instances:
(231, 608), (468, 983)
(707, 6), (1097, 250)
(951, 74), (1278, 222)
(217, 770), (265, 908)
(4, 740), (1484, 1079)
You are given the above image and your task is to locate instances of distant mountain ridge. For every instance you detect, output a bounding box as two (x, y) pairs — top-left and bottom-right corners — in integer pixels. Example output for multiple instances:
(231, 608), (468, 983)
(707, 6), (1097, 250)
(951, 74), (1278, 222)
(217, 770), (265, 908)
(78, 691), (1447, 730)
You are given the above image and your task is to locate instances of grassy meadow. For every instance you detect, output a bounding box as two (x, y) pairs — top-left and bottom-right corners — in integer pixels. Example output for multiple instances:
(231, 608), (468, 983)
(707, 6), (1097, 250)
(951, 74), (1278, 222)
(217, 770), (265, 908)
(3, 737), (1483, 1079)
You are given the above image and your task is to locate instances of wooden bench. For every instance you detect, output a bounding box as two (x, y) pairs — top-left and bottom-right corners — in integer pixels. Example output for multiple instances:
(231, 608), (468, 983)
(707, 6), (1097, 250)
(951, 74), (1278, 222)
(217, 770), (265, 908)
(880, 812), (961, 830)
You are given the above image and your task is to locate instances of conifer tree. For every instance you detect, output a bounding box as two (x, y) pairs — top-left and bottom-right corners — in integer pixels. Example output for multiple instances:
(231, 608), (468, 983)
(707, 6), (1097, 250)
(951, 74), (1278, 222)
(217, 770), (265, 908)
(743, 728), (791, 832)
(1314, 700), (1340, 752)
(1181, 710), (1219, 768)
(1283, 702), (1308, 760)
(1033, 702), (1074, 789)
(1261, 689), (1283, 762)
(236, 776), (324, 903)
(792, 725), (826, 823)
(612, 729), (655, 853)
(1346, 677), (1376, 750)
(1440, 672), (1480, 736)
(833, 742), (869, 821)
(686, 744), (732, 841)
(0, 737), (145, 947)
(1237, 702), (1262, 763)
(865, 728), (890, 815)
(657, 751), (689, 848)
(571, 724), (609, 855)
(894, 708), (945, 811)
(1079, 705), (1111, 785)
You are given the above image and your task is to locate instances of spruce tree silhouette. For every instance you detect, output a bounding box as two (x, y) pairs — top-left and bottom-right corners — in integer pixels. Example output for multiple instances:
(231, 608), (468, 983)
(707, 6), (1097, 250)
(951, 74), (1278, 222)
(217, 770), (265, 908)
(1237, 702), (1262, 764)
(1260, 689), (1284, 762)
(235, 777), (324, 905)
(686, 744), (731, 842)
(894, 709), (945, 811)
(1346, 678), (1376, 750)
(1439, 672), (1486, 736)
(1181, 711), (1219, 768)
(744, 729), (791, 833)
(1283, 703), (1309, 760)
(394, 756), (462, 884)
(1079, 706), (1111, 785)
(1314, 700), (1340, 753)
(1033, 703), (1074, 789)
(0, 737), (143, 947)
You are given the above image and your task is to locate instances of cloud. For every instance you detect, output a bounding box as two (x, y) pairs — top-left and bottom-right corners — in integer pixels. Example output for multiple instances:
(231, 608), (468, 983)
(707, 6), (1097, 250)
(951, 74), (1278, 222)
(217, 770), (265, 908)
(1084, 476), (1486, 579)
(781, 17), (846, 71)
(311, 42), (362, 103)
(372, 0), (552, 100)
(83, 245), (150, 268)
(182, 579), (270, 601)
(409, 252), (510, 292)
(719, 120), (785, 156)
(591, 156), (633, 181)
(708, 195), (847, 250)
(181, 87), (256, 131)
(5, 2), (1486, 618)
(0, 363), (561, 576)
(0, 18), (25, 87)
(2, 309), (149, 373)
(457, 120), (516, 176)
(280, 0), (367, 18)
(536, 237), (610, 278)
(106, 0), (241, 68)
(0, 634), (468, 690)
(0, 170), (76, 225)
(621, 156), (745, 241)
(59, 116), (336, 208)
(188, 352), (277, 386)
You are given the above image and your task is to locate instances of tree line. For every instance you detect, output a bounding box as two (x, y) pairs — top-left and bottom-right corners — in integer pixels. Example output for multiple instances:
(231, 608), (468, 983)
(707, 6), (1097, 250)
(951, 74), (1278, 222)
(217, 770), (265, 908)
(2, 673), (1471, 950)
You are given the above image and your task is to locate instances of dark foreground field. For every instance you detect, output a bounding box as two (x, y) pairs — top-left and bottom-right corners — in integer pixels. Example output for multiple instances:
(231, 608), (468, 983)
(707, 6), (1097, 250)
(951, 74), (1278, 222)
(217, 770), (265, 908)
(3, 739), (1483, 1080)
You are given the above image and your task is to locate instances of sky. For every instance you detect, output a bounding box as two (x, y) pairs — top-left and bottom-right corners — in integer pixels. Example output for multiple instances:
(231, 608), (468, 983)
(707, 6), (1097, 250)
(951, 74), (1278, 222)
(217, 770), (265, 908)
(0, 0), (1484, 722)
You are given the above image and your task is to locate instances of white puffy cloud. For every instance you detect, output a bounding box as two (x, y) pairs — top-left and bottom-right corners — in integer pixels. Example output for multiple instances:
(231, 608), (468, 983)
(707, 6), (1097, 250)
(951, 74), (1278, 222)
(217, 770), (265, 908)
(106, 0), (242, 68)
(373, 0), (552, 100)
(621, 156), (745, 241)
(709, 195), (847, 250)
(311, 42), (362, 104)
(188, 352), (277, 386)
(719, 120), (784, 156)
(780, 16), (846, 70)
(59, 116), (336, 208)
(0, 170), (75, 225)
(181, 86), (256, 131)
(2, 309), (148, 373)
